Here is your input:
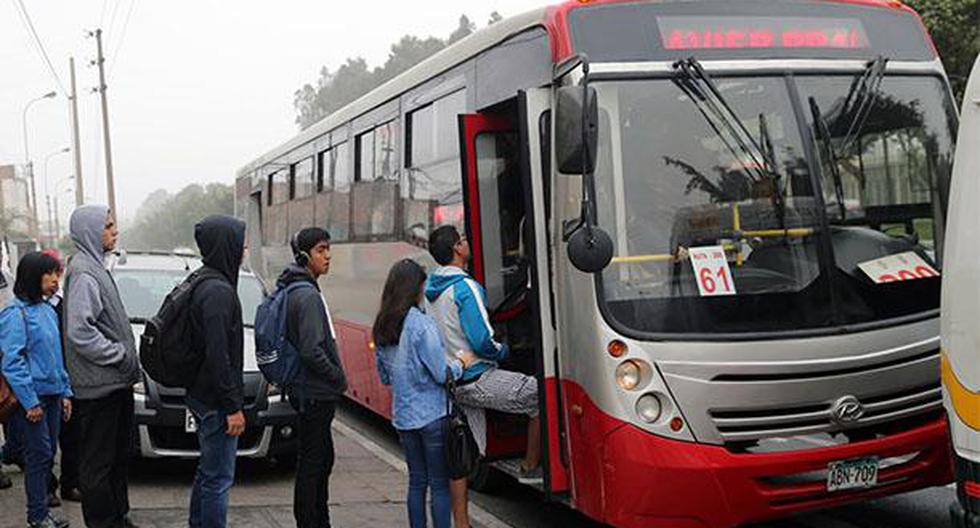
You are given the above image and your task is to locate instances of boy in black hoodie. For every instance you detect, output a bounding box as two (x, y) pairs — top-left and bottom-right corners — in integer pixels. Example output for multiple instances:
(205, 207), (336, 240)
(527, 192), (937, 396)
(186, 215), (246, 528)
(278, 227), (347, 528)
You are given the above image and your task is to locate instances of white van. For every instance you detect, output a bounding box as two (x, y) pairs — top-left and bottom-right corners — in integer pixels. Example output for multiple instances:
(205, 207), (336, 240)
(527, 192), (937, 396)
(942, 55), (980, 527)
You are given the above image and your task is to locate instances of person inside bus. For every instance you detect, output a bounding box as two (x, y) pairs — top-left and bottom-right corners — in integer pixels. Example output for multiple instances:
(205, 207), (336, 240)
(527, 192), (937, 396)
(373, 258), (478, 528)
(425, 225), (542, 527)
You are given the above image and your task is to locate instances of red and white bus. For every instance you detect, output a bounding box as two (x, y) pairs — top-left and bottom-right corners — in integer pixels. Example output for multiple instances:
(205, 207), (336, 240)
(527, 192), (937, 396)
(237, 1), (957, 526)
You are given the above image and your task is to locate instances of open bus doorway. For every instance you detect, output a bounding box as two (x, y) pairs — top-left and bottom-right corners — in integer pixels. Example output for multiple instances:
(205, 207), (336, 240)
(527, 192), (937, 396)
(458, 99), (548, 490)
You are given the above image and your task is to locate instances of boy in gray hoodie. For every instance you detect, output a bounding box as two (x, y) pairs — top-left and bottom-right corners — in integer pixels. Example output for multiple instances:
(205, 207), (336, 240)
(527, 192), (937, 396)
(63, 205), (140, 528)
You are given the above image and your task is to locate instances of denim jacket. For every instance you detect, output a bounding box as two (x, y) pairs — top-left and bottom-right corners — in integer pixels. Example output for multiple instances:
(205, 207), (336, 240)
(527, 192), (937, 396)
(0, 298), (73, 409)
(375, 307), (462, 431)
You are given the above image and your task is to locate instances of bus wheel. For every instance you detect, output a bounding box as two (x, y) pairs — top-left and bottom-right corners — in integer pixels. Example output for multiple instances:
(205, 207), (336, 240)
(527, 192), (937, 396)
(468, 460), (502, 493)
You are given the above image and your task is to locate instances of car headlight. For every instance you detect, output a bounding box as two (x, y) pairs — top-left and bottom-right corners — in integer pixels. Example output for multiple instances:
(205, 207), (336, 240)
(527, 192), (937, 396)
(615, 360), (642, 391)
(635, 393), (663, 423)
(133, 381), (146, 395)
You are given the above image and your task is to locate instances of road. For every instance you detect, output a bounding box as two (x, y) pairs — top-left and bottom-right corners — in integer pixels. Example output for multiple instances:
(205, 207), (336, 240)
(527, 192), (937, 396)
(334, 402), (954, 528)
(0, 400), (953, 528)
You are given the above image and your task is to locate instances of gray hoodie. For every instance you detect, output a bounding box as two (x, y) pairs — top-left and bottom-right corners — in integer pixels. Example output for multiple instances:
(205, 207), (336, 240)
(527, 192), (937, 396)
(63, 205), (140, 399)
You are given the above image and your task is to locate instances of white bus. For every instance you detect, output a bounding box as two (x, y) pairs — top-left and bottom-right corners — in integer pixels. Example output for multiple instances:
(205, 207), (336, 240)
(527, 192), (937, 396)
(942, 55), (980, 528)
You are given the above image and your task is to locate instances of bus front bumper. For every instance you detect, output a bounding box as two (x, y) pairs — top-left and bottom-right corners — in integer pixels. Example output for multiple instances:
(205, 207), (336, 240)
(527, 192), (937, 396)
(585, 415), (952, 528)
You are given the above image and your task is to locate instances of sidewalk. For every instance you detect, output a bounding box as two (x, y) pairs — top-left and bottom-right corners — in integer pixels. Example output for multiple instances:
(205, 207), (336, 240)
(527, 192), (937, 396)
(0, 420), (503, 528)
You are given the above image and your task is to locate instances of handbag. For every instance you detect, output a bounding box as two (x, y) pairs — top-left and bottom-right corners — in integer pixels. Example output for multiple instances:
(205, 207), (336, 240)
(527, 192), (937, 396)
(0, 306), (27, 422)
(444, 367), (481, 480)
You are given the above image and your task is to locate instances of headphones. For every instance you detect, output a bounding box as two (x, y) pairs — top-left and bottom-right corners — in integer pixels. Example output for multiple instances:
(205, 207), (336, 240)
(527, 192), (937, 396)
(290, 230), (312, 267)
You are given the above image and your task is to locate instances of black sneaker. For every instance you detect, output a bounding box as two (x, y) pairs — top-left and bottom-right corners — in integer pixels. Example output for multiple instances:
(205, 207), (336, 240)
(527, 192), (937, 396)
(48, 515), (69, 528)
(27, 515), (68, 528)
(0, 469), (11, 490)
(60, 488), (82, 502)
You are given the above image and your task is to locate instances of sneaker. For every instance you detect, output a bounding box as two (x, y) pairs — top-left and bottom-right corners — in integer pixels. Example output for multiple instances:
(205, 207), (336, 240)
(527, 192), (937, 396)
(517, 464), (543, 484)
(60, 488), (82, 502)
(27, 515), (68, 528)
(0, 469), (11, 490)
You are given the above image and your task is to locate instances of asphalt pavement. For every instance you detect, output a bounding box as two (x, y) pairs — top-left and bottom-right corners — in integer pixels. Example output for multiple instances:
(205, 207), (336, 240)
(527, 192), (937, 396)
(0, 402), (957, 527)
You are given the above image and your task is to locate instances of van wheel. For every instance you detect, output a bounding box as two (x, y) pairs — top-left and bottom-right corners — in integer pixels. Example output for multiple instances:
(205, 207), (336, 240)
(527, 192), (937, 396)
(467, 461), (502, 493)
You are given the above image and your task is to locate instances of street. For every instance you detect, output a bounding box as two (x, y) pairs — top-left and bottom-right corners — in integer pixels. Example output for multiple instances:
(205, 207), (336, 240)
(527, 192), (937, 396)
(0, 400), (953, 528)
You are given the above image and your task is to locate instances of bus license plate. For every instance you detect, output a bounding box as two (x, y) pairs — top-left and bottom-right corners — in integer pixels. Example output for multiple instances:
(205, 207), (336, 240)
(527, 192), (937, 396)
(826, 457), (879, 492)
(185, 410), (198, 434)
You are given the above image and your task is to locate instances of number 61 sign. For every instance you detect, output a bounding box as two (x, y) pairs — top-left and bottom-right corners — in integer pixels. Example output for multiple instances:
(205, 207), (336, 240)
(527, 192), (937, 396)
(689, 246), (737, 296)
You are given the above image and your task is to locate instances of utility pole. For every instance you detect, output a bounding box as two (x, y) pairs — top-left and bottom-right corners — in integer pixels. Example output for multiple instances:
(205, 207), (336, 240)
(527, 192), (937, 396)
(69, 57), (84, 207)
(90, 29), (116, 215)
(46, 194), (53, 246)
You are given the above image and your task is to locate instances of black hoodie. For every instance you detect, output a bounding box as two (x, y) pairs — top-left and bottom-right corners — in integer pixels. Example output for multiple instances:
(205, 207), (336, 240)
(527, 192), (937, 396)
(277, 264), (347, 401)
(187, 215), (246, 415)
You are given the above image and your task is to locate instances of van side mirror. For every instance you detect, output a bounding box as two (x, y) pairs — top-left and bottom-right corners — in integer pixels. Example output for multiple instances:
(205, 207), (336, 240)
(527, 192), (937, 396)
(556, 86), (599, 175)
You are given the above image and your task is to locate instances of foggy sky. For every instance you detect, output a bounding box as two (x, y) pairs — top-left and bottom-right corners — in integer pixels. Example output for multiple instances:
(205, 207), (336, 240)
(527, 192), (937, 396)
(0, 0), (556, 224)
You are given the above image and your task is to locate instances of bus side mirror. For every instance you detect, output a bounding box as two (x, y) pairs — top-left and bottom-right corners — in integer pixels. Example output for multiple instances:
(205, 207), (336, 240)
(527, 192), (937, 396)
(567, 225), (614, 274)
(556, 86), (599, 175)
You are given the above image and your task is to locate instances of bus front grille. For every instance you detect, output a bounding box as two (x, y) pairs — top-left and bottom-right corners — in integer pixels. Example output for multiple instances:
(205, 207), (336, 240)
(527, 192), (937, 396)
(708, 383), (942, 444)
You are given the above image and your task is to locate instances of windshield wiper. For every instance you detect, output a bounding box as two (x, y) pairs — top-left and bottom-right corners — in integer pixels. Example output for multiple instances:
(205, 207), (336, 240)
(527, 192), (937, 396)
(837, 56), (888, 154)
(673, 58), (787, 228)
(809, 97), (847, 221)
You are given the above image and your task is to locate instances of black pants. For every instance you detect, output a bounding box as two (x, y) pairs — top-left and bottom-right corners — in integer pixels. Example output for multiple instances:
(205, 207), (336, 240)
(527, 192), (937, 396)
(294, 400), (336, 528)
(75, 389), (133, 528)
(59, 397), (81, 493)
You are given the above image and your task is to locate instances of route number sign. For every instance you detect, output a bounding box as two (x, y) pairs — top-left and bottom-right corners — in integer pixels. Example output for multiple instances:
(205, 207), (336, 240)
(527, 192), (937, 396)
(689, 246), (737, 296)
(857, 251), (940, 284)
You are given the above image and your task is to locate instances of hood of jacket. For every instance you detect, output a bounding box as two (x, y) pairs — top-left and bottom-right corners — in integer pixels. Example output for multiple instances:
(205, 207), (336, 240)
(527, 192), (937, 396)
(194, 215), (246, 285)
(70, 204), (110, 262)
(277, 264), (319, 290)
(424, 265), (469, 303)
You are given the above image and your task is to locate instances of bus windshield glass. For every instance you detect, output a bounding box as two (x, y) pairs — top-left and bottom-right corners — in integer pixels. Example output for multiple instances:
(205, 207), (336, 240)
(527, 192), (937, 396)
(593, 74), (956, 336)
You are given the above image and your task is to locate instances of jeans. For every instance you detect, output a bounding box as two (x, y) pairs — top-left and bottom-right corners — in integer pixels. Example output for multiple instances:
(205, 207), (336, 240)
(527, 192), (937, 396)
(399, 417), (451, 528)
(75, 389), (134, 528)
(1, 413), (25, 465)
(15, 397), (62, 523)
(59, 398), (81, 493)
(293, 399), (336, 528)
(189, 409), (238, 528)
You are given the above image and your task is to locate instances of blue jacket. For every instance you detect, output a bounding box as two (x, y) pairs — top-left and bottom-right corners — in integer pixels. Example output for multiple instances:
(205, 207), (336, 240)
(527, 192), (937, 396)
(375, 307), (462, 431)
(424, 266), (507, 381)
(0, 298), (73, 409)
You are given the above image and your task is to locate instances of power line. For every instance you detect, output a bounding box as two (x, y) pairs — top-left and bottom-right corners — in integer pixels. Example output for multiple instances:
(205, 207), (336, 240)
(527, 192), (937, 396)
(108, 0), (136, 78)
(105, 0), (123, 40)
(11, 0), (67, 94)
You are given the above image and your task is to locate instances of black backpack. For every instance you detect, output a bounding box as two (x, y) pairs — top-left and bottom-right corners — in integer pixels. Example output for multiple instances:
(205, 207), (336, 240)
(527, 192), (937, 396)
(139, 267), (223, 389)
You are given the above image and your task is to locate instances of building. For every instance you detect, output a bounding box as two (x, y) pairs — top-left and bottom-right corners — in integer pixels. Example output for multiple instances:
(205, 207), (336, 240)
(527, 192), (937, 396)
(0, 164), (34, 240)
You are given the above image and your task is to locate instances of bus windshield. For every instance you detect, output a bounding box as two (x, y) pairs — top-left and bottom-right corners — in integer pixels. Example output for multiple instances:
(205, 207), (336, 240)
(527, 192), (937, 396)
(593, 73), (956, 336)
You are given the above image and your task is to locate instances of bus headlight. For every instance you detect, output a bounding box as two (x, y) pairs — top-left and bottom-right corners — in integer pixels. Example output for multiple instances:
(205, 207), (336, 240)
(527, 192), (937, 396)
(615, 360), (642, 391)
(635, 393), (663, 423)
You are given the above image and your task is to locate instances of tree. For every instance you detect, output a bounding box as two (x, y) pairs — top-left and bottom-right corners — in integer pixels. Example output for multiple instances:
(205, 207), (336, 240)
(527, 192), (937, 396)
(905, 0), (979, 102)
(294, 13), (487, 129)
(447, 15), (476, 45)
(123, 183), (234, 251)
(488, 11), (504, 25)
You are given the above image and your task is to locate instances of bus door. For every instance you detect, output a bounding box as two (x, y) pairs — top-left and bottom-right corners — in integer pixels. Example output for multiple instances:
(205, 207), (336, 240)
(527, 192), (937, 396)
(458, 87), (566, 495)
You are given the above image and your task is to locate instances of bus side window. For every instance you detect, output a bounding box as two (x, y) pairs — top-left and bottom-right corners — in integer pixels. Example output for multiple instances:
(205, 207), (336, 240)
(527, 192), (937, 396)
(316, 143), (351, 242)
(404, 90), (468, 246)
(352, 121), (400, 239)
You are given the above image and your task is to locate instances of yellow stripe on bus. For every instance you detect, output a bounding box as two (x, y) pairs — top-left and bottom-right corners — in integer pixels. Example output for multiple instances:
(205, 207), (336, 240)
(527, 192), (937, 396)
(942, 350), (980, 431)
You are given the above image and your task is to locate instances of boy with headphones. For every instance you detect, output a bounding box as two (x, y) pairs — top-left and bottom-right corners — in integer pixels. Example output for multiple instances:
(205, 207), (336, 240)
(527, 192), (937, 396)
(276, 227), (347, 528)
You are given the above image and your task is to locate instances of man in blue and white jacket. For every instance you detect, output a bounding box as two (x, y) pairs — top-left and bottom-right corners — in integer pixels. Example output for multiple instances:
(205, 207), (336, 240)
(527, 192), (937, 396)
(424, 225), (542, 526)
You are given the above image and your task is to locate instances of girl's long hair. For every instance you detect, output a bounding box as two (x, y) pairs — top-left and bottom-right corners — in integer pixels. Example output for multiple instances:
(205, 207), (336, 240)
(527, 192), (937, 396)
(372, 259), (427, 348)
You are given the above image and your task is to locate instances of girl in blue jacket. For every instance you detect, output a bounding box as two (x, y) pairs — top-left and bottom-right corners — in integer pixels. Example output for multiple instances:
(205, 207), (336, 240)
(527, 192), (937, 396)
(373, 259), (476, 528)
(1, 252), (73, 528)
